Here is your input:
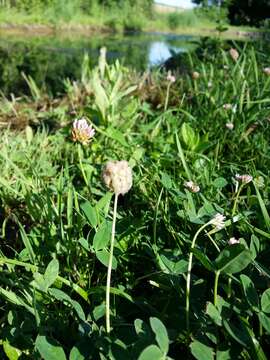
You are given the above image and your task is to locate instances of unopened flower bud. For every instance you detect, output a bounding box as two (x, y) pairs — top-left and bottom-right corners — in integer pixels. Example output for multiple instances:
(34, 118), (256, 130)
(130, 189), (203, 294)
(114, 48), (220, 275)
(229, 48), (239, 62)
(223, 103), (232, 110)
(192, 71), (200, 80)
(167, 71), (176, 83)
(226, 122), (234, 130)
(228, 237), (240, 245)
(263, 67), (270, 76)
(103, 160), (132, 195)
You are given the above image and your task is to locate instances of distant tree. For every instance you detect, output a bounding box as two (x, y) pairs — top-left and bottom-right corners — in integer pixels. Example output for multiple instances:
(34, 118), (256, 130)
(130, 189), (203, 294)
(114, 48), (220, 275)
(227, 0), (270, 27)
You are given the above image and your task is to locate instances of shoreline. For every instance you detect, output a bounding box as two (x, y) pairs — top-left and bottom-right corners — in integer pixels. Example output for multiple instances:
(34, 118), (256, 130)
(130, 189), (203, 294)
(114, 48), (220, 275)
(0, 23), (266, 40)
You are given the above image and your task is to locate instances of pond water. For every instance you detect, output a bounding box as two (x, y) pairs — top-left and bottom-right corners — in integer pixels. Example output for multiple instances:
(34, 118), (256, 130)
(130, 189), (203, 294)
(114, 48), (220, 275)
(0, 31), (198, 95)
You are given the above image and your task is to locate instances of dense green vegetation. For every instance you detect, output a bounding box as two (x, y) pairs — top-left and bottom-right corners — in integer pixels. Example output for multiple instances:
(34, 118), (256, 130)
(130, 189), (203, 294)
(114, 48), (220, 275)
(0, 39), (270, 359)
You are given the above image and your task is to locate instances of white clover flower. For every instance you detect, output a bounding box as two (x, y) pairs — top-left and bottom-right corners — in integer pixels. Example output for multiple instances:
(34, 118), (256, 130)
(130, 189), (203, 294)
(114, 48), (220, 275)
(184, 181), (200, 193)
(263, 67), (270, 76)
(207, 81), (213, 89)
(226, 122), (234, 130)
(167, 71), (176, 83)
(228, 237), (240, 245)
(72, 118), (95, 145)
(235, 174), (253, 185)
(229, 48), (239, 62)
(103, 160), (132, 195)
(210, 213), (226, 230)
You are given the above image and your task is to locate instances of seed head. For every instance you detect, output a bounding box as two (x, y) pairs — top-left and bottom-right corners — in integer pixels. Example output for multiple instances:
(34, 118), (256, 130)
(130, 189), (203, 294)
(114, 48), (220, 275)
(235, 174), (253, 185)
(228, 237), (240, 245)
(103, 160), (132, 195)
(226, 122), (234, 130)
(210, 213), (226, 230)
(184, 180), (200, 193)
(167, 71), (176, 83)
(263, 67), (270, 76)
(223, 103), (232, 110)
(72, 118), (95, 145)
(192, 71), (200, 80)
(229, 48), (239, 62)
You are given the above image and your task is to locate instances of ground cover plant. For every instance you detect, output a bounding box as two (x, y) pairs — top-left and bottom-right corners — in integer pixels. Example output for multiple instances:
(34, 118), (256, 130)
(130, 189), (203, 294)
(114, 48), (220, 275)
(0, 40), (270, 359)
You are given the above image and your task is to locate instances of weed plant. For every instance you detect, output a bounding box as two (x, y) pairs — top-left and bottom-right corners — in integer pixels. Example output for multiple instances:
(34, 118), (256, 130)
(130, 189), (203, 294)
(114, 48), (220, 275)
(0, 42), (270, 359)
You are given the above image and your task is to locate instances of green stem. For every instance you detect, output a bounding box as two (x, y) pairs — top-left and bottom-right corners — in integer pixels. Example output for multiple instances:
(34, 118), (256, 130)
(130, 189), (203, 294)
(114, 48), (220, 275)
(77, 144), (88, 187)
(214, 270), (220, 307)
(186, 221), (210, 333)
(106, 193), (118, 333)
(164, 83), (171, 111)
(232, 185), (243, 216)
(228, 277), (232, 299)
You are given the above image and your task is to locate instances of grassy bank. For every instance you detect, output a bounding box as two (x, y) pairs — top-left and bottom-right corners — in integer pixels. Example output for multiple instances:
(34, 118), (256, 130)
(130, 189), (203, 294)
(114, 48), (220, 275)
(0, 4), (261, 37)
(0, 41), (270, 358)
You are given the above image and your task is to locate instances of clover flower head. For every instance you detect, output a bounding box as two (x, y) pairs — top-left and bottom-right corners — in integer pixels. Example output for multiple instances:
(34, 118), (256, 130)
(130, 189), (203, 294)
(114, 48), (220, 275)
(263, 67), (270, 76)
(184, 180), (200, 193)
(167, 71), (176, 83)
(103, 160), (132, 195)
(229, 48), (239, 62)
(235, 174), (253, 185)
(228, 237), (240, 245)
(72, 118), (95, 145)
(208, 81), (213, 88)
(226, 122), (234, 130)
(210, 213), (226, 230)
(192, 71), (200, 80)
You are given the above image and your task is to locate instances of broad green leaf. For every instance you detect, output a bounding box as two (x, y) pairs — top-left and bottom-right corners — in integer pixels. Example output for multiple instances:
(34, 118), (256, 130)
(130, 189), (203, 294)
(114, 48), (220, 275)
(49, 288), (85, 321)
(81, 201), (98, 228)
(93, 221), (111, 251)
(181, 122), (199, 150)
(216, 350), (231, 360)
(240, 274), (259, 310)
(192, 248), (214, 271)
(190, 340), (214, 360)
(96, 249), (117, 269)
(214, 244), (252, 274)
(160, 172), (172, 190)
(213, 177), (228, 188)
(44, 259), (59, 290)
(261, 288), (270, 313)
(105, 127), (128, 147)
(150, 317), (169, 355)
(35, 335), (67, 360)
(3, 340), (21, 360)
(258, 312), (270, 334)
(158, 254), (188, 275)
(206, 302), (222, 326)
(138, 345), (163, 360)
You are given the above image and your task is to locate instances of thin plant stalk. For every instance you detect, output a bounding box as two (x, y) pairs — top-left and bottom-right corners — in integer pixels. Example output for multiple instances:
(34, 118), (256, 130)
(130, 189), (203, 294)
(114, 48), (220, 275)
(106, 193), (118, 333)
(214, 270), (220, 306)
(77, 144), (88, 187)
(232, 184), (243, 216)
(164, 82), (171, 111)
(186, 221), (210, 332)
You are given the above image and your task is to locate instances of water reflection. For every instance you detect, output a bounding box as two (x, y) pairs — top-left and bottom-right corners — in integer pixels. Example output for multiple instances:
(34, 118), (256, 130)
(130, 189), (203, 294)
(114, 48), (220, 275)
(0, 32), (197, 95)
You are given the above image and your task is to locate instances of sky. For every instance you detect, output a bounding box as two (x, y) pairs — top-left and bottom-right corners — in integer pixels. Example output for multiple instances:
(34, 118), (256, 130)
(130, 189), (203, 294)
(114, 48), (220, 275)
(154, 0), (195, 9)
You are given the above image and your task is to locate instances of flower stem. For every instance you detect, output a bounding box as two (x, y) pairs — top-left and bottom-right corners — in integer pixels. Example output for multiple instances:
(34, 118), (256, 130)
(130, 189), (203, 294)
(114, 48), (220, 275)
(106, 193), (118, 333)
(214, 270), (220, 307)
(186, 221), (210, 333)
(232, 185), (243, 216)
(77, 144), (88, 187)
(164, 83), (171, 111)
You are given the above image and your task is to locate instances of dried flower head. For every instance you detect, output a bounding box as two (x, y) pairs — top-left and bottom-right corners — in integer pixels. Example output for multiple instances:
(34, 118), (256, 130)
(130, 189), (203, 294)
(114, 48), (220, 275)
(103, 160), (132, 195)
(263, 67), (270, 76)
(226, 122), (234, 130)
(235, 174), (253, 185)
(192, 71), (200, 80)
(184, 181), (200, 193)
(228, 237), (240, 245)
(210, 213), (226, 230)
(229, 48), (239, 62)
(72, 118), (95, 145)
(167, 71), (176, 83)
